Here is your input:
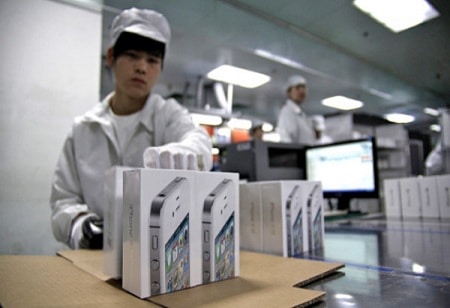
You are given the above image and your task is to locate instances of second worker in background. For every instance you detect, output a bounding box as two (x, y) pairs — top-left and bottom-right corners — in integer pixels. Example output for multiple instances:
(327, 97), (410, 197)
(276, 75), (315, 145)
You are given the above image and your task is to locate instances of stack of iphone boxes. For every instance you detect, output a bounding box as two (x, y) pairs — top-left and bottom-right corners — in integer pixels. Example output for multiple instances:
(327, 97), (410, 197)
(103, 167), (239, 298)
(103, 166), (135, 279)
(383, 174), (450, 219)
(240, 180), (324, 257)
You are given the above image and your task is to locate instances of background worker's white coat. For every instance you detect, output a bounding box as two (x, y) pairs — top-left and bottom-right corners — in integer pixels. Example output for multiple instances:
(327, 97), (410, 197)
(277, 99), (315, 145)
(50, 92), (212, 246)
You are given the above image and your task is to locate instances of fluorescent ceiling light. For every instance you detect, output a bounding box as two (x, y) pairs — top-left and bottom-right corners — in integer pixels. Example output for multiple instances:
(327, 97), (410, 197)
(262, 132), (281, 142)
(430, 124), (441, 132)
(254, 49), (305, 70)
(207, 65), (270, 88)
(384, 113), (415, 123)
(353, 0), (440, 33)
(368, 88), (393, 100)
(228, 118), (252, 130)
(216, 126), (231, 136)
(211, 148), (220, 155)
(321, 95), (364, 111)
(412, 263), (425, 274)
(254, 49), (329, 78)
(424, 107), (440, 116)
(191, 113), (223, 126)
(262, 122), (274, 132)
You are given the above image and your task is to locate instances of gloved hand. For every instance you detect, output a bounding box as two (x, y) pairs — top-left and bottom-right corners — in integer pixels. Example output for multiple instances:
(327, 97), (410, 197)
(79, 216), (103, 249)
(143, 146), (198, 170)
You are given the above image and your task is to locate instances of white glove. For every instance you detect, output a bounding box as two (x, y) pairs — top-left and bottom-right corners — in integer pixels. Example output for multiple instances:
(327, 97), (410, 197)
(143, 146), (198, 170)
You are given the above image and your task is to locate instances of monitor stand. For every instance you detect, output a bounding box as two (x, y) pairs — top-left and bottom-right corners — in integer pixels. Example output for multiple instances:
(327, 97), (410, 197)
(336, 197), (362, 214)
(336, 197), (350, 211)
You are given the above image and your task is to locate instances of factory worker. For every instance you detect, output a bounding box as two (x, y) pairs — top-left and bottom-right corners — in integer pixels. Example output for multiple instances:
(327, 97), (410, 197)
(250, 123), (264, 140)
(312, 115), (333, 145)
(425, 136), (444, 175)
(276, 75), (315, 145)
(50, 8), (212, 249)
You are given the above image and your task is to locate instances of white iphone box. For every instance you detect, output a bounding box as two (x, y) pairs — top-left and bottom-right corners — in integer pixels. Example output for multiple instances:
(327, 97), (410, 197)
(261, 181), (319, 257)
(418, 176), (440, 218)
(103, 166), (135, 279)
(195, 171), (239, 284)
(399, 177), (421, 218)
(239, 182), (263, 252)
(383, 178), (402, 218)
(122, 169), (196, 298)
(307, 183), (325, 253)
(436, 174), (450, 219)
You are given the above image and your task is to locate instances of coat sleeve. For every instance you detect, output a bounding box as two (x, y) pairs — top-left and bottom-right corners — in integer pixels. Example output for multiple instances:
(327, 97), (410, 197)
(155, 99), (213, 171)
(49, 128), (89, 246)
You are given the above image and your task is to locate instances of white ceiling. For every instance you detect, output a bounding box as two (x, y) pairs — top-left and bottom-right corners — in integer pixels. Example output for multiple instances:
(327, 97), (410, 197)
(99, 0), (450, 134)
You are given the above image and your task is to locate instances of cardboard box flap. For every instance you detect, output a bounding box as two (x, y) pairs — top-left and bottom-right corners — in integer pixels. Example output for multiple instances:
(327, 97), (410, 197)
(150, 277), (325, 308)
(0, 255), (156, 308)
(241, 251), (345, 286)
(54, 250), (344, 307)
(58, 249), (110, 281)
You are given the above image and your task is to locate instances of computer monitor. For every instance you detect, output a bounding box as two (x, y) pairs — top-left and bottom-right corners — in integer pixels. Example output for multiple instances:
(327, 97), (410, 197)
(305, 137), (379, 210)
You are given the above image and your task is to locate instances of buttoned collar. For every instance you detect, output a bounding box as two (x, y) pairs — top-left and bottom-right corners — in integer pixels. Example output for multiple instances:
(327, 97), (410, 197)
(286, 99), (304, 115)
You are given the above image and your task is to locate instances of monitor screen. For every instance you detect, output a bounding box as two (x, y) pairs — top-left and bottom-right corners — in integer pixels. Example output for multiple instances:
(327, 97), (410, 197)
(305, 138), (379, 199)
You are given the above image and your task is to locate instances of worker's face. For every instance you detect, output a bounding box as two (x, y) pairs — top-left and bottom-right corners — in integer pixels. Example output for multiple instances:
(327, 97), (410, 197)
(252, 128), (264, 140)
(287, 84), (307, 104)
(108, 48), (162, 100)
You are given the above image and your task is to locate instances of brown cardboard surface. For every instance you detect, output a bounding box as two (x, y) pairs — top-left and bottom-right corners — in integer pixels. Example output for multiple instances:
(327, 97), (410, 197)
(58, 249), (110, 281)
(0, 255), (157, 307)
(9, 250), (344, 307)
(240, 250), (345, 287)
(150, 251), (343, 307)
(56, 249), (344, 307)
(150, 277), (325, 308)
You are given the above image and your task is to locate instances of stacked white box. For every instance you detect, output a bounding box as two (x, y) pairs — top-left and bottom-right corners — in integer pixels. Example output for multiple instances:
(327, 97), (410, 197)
(122, 169), (239, 298)
(436, 174), (450, 219)
(103, 166), (135, 278)
(123, 169), (197, 298)
(195, 171), (240, 285)
(239, 182), (263, 252)
(307, 183), (325, 253)
(260, 181), (321, 257)
(418, 176), (440, 218)
(383, 179), (402, 218)
(399, 177), (421, 218)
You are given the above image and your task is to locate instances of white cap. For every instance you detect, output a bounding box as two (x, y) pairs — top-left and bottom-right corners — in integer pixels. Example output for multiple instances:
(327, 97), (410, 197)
(285, 75), (307, 91)
(109, 8), (171, 48)
(312, 115), (326, 131)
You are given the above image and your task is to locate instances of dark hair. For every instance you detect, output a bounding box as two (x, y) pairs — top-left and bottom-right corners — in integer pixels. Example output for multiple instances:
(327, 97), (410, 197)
(112, 32), (166, 63)
(250, 124), (263, 135)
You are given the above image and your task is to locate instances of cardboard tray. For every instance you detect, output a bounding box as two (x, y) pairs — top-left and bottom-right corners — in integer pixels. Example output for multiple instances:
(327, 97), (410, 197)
(1, 250), (344, 307)
(0, 254), (156, 307)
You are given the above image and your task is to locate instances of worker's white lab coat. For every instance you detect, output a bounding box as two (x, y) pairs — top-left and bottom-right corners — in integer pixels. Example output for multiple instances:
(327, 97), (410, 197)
(276, 99), (315, 145)
(50, 92), (212, 246)
(425, 138), (443, 175)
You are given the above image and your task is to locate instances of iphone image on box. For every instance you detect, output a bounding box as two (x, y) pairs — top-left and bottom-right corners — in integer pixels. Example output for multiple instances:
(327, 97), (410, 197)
(308, 185), (323, 251)
(202, 179), (235, 283)
(286, 185), (304, 257)
(149, 177), (190, 295)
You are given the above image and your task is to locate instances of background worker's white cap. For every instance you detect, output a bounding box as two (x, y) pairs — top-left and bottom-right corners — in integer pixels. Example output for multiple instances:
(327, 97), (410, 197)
(109, 7), (171, 48)
(284, 75), (307, 91)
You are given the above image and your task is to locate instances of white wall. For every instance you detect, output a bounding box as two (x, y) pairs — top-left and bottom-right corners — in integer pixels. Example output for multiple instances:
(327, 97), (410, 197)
(0, 0), (102, 254)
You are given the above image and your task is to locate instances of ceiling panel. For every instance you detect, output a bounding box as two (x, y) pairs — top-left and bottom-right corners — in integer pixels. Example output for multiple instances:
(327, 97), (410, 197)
(99, 0), (449, 134)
